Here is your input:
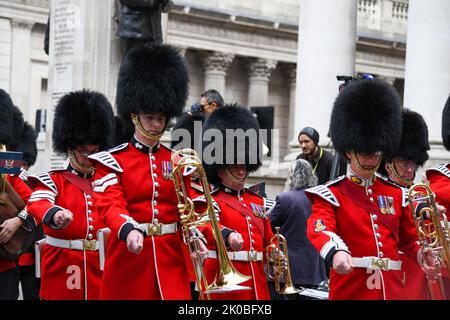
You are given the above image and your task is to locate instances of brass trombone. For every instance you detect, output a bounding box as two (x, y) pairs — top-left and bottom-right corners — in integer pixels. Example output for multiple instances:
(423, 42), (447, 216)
(171, 149), (251, 299)
(408, 183), (450, 300)
(266, 227), (301, 294)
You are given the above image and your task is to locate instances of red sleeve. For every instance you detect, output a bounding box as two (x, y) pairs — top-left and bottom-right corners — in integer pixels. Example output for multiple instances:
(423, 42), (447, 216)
(263, 216), (274, 247)
(7, 174), (31, 202)
(26, 180), (61, 225)
(306, 194), (349, 265)
(92, 163), (141, 241)
(192, 198), (225, 250)
(428, 172), (450, 212)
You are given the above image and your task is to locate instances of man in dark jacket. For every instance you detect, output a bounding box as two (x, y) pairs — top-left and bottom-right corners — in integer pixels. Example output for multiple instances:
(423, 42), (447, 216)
(117, 0), (172, 54)
(170, 89), (225, 151)
(296, 127), (346, 184)
(269, 159), (328, 300)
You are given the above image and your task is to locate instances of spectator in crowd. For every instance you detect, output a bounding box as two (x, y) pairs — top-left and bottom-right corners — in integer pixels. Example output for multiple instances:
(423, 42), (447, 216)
(296, 127), (346, 184)
(170, 89), (225, 151)
(269, 159), (328, 300)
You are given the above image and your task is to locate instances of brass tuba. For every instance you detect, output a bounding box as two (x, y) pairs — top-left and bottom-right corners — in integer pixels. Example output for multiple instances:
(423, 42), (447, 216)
(171, 149), (251, 299)
(408, 183), (450, 300)
(266, 226), (301, 294)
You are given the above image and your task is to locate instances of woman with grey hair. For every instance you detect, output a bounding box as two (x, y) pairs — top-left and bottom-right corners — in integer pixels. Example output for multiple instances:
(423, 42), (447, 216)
(269, 159), (328, 300)
(286, 159), (318, 191)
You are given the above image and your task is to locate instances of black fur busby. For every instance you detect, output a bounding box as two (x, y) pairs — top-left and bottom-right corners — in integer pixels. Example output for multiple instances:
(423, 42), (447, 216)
(116, 43), (188, 123)
(442, 96), (450, 150)
(202, 104), (262, 185)
(378, 109), (429, 176)
(170, 112), (205, 150)
(0, 89), (14, 145)
(6, 105), (25, 150)
(17, 122), (38, 167)
(52, 90), (115, 154)
(330, 79), (402, 158)
(113, 115), (134, 146)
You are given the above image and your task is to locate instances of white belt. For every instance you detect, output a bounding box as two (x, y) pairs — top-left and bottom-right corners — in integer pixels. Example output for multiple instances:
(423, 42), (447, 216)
(351, 256), (402, 271)
(139, 222), (178, 236)
(207, 250), (264, 262)
(45, 235), (99, 251)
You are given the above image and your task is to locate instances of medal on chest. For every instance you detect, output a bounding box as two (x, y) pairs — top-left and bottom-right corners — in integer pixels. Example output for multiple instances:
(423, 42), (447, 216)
(377, 195), (395, 215)
(162, 161), (173, 180)
(250, 203), (268, 219)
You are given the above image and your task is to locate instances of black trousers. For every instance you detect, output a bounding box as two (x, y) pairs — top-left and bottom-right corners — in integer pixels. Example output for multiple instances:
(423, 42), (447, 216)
(10, 264), (40, 300)
(0, 269), (16, 300)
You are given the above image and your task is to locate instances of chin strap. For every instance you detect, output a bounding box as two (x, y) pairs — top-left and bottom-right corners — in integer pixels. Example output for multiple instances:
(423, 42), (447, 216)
(224, 167), (247, 186)
(69, 150), (94, 174)
(386, 162), (414, 186)
(351, 151), (381, 177)
(131, 113), (165, 140)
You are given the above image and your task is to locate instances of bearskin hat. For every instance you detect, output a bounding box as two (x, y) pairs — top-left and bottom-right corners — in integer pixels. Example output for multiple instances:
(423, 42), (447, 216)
(6, 105), (25, 150)
(170, 112), (204, 150)
(113, 115), (134, 146)
(16, 122), (38, 167)
(52, 90), (114, 154)
(202, 104), (262, 185)
(442, 96), (450, 150)
(0, 89), (14, 145)
(116, 43), (188, 123)
(378, 108), (429, 176)
(330, 79), (402, 158)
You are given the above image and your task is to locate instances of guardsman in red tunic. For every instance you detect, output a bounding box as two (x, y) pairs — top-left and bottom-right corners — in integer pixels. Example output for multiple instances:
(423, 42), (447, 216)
(89, 44), (194, 300)
(0, 90), (35, 300)
(27, 90), (115, 300)
(427, 96), (450, 214)
(199, 104), (274, 300)
(425, 95), (450, 298)
(306, 79), (436, 300)
(377, 109), (431, 299)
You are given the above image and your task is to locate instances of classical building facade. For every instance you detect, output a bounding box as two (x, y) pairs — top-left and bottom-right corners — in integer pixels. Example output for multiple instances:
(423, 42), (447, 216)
(0, 0), (431, 197)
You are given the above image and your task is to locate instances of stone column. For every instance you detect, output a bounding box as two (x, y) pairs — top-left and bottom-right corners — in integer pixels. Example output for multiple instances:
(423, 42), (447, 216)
(282, 63), (297, 144)
(288, 0), (357, 160)
(44, 0), (118, 171)
(201, 51), (234, 95)
(247, 58), (277, 107)
(10, 19), (34, 123)
(404, 0), (450, 164)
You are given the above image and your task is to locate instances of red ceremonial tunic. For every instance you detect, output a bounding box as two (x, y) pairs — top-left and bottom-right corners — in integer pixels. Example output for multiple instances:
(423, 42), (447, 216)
(200, 185), (273, 300)
(89, 138), (192, 300)
(306, 174), (420, 300)
(427, 163), (450, 219)
(27, 167), (104, 300)
(426, 163), (450, 298)
(0, 175), (32, 273)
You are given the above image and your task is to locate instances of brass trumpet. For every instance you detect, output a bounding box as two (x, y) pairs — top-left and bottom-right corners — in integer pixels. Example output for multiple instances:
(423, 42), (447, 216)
(171, 149), (251, 299)
(408, 183), (450, 300)
(266, 226), (300, 294)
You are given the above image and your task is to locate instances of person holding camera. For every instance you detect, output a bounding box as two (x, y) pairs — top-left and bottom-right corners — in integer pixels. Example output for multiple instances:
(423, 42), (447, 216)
(170, 89), (224, 151)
